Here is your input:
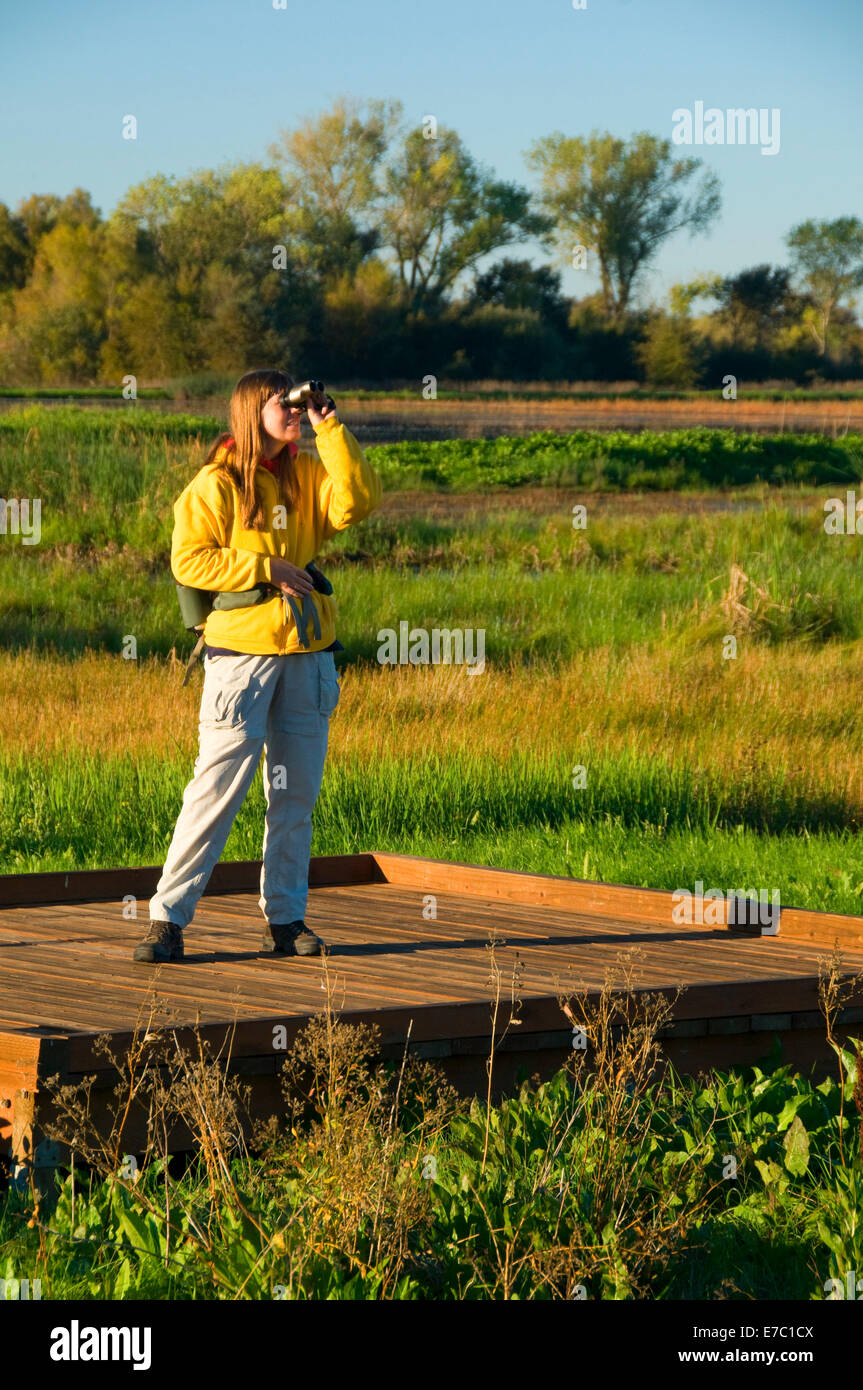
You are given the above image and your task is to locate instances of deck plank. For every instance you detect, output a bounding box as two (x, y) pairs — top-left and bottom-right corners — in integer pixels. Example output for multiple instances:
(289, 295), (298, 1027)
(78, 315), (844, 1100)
(3, 857), (863, 1088)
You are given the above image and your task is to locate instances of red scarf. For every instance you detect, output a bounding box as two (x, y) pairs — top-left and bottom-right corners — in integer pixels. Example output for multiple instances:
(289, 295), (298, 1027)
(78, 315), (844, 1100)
(224, 436), (298, 476)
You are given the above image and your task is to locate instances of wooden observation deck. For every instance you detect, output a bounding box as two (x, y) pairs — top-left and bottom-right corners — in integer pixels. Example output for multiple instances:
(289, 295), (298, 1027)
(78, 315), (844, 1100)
(3, 853), (863, 1166)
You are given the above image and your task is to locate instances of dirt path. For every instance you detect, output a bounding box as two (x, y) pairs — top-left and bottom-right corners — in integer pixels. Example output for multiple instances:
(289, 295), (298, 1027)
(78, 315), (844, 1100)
(342, 396), (863, 438)
(377, 487), (824, 521)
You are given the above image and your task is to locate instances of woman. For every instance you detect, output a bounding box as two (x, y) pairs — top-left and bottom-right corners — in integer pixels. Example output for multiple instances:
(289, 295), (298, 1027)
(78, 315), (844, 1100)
(134, 368), (382, 964)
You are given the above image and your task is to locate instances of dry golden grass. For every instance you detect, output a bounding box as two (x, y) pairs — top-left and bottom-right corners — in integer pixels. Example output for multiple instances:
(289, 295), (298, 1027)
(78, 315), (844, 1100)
(3, 642), (861, 806)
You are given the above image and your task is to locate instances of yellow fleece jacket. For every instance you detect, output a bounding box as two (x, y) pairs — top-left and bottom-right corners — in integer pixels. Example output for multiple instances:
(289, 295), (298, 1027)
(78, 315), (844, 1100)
(170, 414), (382, 655)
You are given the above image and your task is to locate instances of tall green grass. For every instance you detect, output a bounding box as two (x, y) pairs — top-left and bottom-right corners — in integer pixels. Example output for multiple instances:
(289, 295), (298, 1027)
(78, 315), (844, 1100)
(3, 748), (862, 912)
(2, 497), (862, 657)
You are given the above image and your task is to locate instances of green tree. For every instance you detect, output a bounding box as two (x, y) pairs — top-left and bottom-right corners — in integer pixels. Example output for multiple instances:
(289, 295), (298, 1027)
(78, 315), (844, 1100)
(269, 96), (402, 281)
(0, 221), (106, 383)
(668, 274), (722, 318)
(198, 261), (289, 372)
(471, 257), (569, 329)
(15, 189), (101, 244)
(101, 163), (309, 378)
(713, 264), (795, 349)
(525, 130), (721, 323)
(101, 274), (196, 380)
(319, 259), (404, 375)
(376, 125), (549, 314)
(0, 205), (31, 293)
(636, 310), (700, 388)
(0, 189), (102, 304)
(785, 216), (863, 356)
(635, 281), (711, 388)
(110, 166), (289, 297)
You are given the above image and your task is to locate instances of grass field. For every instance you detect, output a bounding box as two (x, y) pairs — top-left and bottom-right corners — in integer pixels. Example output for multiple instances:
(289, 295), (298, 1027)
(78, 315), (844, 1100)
(1, 405), (862, 912)
(2, 404), (863, 1301)
(2, 643), (863, 913)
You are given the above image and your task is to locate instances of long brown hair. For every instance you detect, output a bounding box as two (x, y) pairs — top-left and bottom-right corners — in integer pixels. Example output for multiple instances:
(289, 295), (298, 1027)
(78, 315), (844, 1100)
(203, 368), (303, 529)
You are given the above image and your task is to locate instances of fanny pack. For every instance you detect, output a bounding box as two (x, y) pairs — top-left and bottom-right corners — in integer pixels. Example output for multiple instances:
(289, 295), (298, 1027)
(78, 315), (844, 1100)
(176, 562), (334, 686)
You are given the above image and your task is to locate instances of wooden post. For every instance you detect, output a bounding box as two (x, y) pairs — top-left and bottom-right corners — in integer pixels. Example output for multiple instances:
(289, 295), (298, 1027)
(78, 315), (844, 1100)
(0, 1033), (69, 1180)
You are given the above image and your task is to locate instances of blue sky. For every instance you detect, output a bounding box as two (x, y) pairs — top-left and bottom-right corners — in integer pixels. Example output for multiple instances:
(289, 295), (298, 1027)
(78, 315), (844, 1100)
(3, 0), (861, 305)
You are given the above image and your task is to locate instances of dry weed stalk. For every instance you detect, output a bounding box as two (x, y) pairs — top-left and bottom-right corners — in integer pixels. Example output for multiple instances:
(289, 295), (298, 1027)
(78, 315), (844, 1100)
(255, 951), (460, 1296)
(34, 984), (268, 1289)
(482, 930), (524, 1173)
(722, 563), (778, 634)
(22, 962), (464, 1297)
(532, 949), (700, 1297)
(720, 562), (836, 642)
(817, 945), (863, 1168)
(41, 992), (180, 1176)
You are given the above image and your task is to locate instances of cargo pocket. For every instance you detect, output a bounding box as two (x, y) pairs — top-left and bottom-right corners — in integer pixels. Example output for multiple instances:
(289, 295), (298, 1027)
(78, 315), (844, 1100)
(200, 655), (267, 731)
(317, 652), (341, 717)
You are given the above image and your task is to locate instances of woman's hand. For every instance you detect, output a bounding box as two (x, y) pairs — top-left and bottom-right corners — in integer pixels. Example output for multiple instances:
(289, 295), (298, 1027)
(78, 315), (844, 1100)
(307, 395), (338, 428)
(269, 556), (314, 598)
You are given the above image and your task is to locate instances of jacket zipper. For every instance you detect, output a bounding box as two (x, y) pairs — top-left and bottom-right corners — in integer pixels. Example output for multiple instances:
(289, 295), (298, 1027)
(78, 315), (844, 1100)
(262, 470), (308, 655)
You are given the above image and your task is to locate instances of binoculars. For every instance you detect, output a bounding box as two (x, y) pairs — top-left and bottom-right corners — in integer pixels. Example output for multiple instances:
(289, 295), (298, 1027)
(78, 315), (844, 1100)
(278, 379), (334, 412)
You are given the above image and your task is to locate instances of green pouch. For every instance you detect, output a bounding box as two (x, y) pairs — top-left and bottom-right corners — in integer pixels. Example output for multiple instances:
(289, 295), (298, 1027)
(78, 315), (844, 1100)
(212, 584), (277, 611)
(175, 583), (213, 631)
(176, 565), (332, 632)
(175, 582), (278, 630)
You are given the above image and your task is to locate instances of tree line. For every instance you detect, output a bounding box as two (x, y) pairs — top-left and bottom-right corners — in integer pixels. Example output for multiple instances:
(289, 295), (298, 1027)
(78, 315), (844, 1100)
(1, 97), (861, 388)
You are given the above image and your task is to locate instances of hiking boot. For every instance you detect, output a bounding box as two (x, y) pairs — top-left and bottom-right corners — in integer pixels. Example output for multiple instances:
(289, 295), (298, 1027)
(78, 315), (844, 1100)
(261, 920), (324, 957)
(133, 919), (184, 963)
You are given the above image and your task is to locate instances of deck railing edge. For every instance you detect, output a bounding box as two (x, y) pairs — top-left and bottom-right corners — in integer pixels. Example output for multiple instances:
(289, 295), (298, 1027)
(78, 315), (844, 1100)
(370, 851), (863, 947)
(2, 850), (862, 948)
(0, 853), (384, 907)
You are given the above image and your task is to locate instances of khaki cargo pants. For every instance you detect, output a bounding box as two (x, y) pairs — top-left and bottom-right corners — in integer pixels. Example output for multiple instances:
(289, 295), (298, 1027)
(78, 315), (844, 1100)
(149, 649), (340, 930)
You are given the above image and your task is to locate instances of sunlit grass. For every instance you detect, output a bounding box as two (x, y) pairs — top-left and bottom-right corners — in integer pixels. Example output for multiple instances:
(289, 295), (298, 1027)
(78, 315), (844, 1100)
(2, 493), (862, 656)
(2, 406), (862, 914)
(2, 647), (862, 911)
